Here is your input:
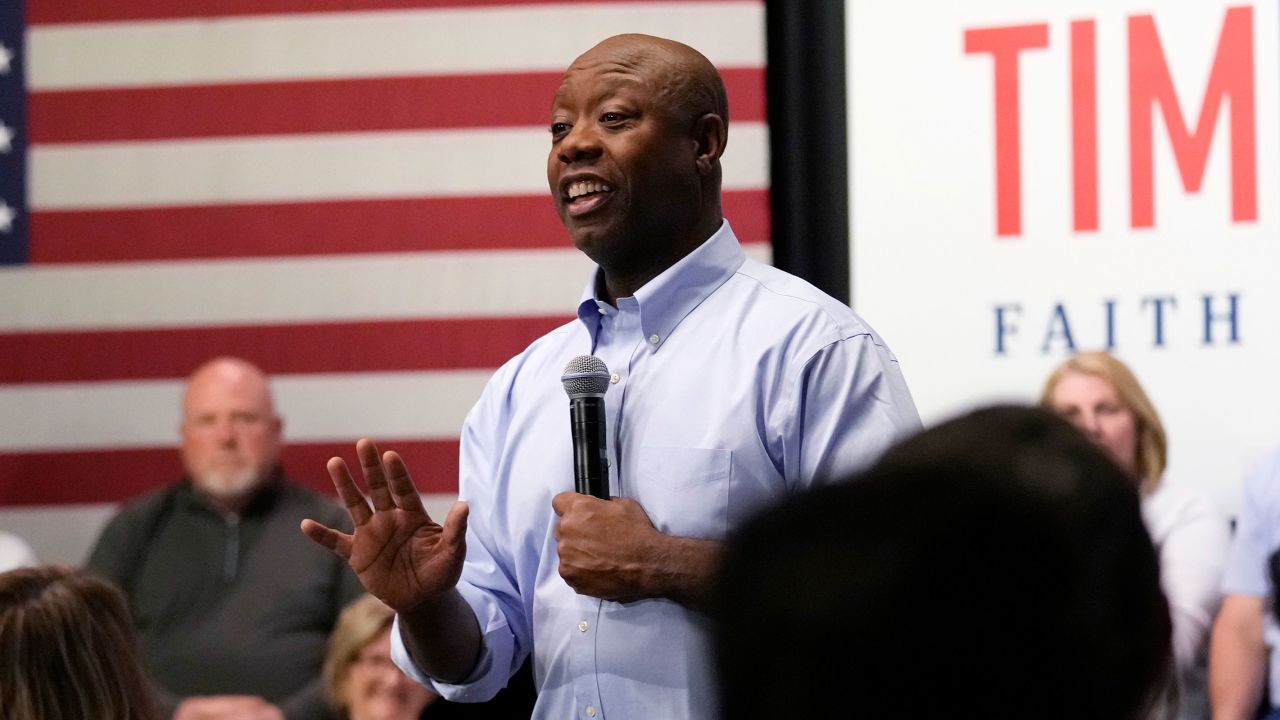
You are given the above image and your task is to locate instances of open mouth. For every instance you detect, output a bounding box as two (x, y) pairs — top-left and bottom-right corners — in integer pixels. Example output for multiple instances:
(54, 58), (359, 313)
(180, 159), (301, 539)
(564, 180), (614, 215)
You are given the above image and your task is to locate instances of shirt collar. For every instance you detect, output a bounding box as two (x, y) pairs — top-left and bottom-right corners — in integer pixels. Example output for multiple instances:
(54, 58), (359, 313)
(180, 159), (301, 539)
(575, 220), (745, 350)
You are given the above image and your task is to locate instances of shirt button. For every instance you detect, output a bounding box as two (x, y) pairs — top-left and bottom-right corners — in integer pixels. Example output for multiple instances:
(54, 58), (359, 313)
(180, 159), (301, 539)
(648, 334), (660, 345)
(578, 621), (589, 632)
(598, 307), (607, 315)
(586, 707), (597, 718)
(609, 372), (620, 384)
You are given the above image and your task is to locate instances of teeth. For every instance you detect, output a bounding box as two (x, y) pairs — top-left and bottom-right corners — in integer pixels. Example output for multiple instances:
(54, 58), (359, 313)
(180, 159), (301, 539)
(567, 181), (612, 199)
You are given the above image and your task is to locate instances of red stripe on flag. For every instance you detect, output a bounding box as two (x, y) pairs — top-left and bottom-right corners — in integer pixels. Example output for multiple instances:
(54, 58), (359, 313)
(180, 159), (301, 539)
(30, 189), (770, 264)
(32, 196), (563, 262)
(0, 316), (569, 385)
(0, 440), (459, 506)
(30, 73), (560, 141)
(30, 70), (764, 143)
(28, 0), (736, 25)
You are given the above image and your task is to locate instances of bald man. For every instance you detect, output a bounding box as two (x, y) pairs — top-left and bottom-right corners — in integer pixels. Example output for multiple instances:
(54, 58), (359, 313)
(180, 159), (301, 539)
(303, 35), (921, 720)
(88, 357), (364, 720)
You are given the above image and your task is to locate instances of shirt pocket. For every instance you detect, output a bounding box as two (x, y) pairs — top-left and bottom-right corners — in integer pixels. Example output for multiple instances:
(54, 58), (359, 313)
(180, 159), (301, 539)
(633, 446), (731, 540)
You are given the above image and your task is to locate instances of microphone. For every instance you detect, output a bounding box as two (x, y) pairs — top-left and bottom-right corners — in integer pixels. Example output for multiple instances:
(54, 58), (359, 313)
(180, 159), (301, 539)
(561, 355), (611, 500)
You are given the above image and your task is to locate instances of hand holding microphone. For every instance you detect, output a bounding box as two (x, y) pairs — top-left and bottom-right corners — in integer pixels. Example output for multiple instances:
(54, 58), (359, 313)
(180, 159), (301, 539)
(555, 355), (715, 605)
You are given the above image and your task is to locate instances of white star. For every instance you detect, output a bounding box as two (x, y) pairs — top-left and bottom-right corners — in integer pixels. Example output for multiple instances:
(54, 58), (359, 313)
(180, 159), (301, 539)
(0, 202), (15, 233)
(0, 122), (13, 153)
(0, 45), (11, 75)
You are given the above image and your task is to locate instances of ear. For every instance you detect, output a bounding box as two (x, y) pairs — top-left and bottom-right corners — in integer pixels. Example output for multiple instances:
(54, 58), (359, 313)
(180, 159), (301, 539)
(692, 113), (727, 176)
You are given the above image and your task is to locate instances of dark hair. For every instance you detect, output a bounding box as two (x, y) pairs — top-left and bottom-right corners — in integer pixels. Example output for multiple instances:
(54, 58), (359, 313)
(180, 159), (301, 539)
(0, 566), (160, 720)
(714, 405), (1171, 719)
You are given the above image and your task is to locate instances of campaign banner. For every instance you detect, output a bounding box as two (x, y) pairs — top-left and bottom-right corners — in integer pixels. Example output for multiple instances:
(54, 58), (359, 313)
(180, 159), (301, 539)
(848, 0), (1279, 513)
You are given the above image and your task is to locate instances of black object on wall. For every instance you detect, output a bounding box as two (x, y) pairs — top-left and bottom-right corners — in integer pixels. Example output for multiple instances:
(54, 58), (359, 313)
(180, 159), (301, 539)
(765, 1), (850, 305)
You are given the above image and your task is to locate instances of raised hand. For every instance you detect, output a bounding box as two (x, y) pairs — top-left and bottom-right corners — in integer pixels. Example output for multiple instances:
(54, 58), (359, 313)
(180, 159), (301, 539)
(300, 438), (469, 613)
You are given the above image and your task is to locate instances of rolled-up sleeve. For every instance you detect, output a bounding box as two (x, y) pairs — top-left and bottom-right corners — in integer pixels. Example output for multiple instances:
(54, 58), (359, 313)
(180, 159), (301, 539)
(389, 371), (533, 702)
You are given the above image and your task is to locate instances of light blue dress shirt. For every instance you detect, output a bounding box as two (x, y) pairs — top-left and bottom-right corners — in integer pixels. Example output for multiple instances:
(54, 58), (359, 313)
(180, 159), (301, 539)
(1222, 445), (1280, 708)
(392, 221), (921, 719)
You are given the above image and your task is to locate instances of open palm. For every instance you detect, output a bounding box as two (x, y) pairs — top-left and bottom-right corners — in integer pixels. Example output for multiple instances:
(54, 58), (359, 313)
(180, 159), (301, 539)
(300, 438), (468, 613)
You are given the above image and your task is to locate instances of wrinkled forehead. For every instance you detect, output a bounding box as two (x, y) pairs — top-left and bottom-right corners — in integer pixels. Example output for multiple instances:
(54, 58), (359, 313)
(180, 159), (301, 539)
(553, 43), (672, 102)
(558, 38), (680, 92)
(571, 38), (662, 74)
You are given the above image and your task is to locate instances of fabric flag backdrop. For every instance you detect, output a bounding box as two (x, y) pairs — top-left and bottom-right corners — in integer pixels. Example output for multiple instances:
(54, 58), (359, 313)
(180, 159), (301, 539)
(0, 0), (770, 563)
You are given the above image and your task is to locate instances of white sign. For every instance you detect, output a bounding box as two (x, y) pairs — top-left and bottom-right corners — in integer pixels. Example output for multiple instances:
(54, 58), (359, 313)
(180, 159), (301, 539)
(848, 0), (1280, 514)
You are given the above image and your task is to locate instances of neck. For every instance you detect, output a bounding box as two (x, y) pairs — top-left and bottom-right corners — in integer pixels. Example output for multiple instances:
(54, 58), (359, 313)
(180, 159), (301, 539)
(200, 489), (251, 516)
(597, 213), (722, 304)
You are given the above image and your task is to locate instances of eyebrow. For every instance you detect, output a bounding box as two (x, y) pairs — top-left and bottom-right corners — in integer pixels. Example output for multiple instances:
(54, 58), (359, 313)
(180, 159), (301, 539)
(552, 72), (648, 108)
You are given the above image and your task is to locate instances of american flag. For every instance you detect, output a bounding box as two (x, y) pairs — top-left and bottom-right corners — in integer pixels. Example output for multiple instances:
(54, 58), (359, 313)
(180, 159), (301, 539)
(0, 0), (769, 558)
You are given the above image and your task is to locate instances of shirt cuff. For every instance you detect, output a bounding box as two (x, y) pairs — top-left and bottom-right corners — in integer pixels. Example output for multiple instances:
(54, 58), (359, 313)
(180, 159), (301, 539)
(389, 581), (516, 703)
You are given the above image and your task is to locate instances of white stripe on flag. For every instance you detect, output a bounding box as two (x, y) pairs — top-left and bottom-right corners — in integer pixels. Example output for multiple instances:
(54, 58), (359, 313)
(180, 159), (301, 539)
(0, 370), (492, 452)
(31, 124), (769, 210)
(28, 2), (766, 90)
(0, 499), (463, 566)
(0, 244), (772, 332)
(0, 248), (592, 331)
(0, 243), (772, 331)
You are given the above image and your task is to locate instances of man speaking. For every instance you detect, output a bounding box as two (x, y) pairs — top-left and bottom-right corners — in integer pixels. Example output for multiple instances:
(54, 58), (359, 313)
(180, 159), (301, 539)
(302, 34), (920, 719)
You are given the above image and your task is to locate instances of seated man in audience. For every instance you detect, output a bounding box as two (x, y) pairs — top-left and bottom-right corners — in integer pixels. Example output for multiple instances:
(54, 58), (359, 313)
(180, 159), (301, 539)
(715, 405), (1173, 719)
(87, 357), (364, 720)
(1210, 446), (1280, 720)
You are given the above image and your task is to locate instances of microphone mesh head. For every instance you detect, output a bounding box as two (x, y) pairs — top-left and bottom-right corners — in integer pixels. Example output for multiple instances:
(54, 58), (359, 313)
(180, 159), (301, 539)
(561, 355), (610, 398)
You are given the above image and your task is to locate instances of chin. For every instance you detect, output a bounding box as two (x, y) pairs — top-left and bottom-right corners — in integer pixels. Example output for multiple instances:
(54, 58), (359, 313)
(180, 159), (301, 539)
(194, 468), (261, 501)
(567, 226), (607, 258)
(354, 698), (428, 720)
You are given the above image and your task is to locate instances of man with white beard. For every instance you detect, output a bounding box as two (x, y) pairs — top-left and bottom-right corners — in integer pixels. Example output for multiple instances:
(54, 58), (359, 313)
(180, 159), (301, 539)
(87, 356), (364, 720)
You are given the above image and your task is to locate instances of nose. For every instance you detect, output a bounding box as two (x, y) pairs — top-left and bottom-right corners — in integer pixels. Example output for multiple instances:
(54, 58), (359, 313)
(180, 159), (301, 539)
(212, 417), (238, 446)
(1076, 410), (1103, 439)
(556, 121), (602, 165)
(388, 668), (416, 688)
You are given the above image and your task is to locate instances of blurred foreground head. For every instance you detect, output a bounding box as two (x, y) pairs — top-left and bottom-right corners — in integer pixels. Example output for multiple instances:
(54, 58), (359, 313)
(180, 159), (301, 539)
(0, 565), (158, 720)
(715, 405), (1170, 719)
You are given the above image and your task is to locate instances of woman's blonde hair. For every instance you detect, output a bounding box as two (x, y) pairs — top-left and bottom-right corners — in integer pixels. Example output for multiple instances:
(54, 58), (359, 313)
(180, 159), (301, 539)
(323, 593), (397, 714)
(0, 565), (160, 720)
(1041, 352), (1167, 494)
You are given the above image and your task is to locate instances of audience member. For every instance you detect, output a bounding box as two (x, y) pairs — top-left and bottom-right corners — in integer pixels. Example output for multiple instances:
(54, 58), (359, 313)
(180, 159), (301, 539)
(0, 530), (36, 571)
(325, 595), (439, 720)
(1210, 446), (1280, 720)
(0, 565), (160, 720)
(715, 405), (1172, 719)
(1043, 351), (1228, 718)
(86, 357), (364, 719)
(325, 595), (534, 720)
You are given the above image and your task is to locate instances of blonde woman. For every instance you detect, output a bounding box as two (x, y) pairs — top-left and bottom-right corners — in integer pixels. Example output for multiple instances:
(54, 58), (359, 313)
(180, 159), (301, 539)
(1043, 352), (1229, 718)
(325, 595), (438, 720)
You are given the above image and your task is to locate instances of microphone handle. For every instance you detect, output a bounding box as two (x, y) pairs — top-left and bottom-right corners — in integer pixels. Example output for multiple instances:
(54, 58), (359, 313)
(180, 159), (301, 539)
(569, 397), (610, 499)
